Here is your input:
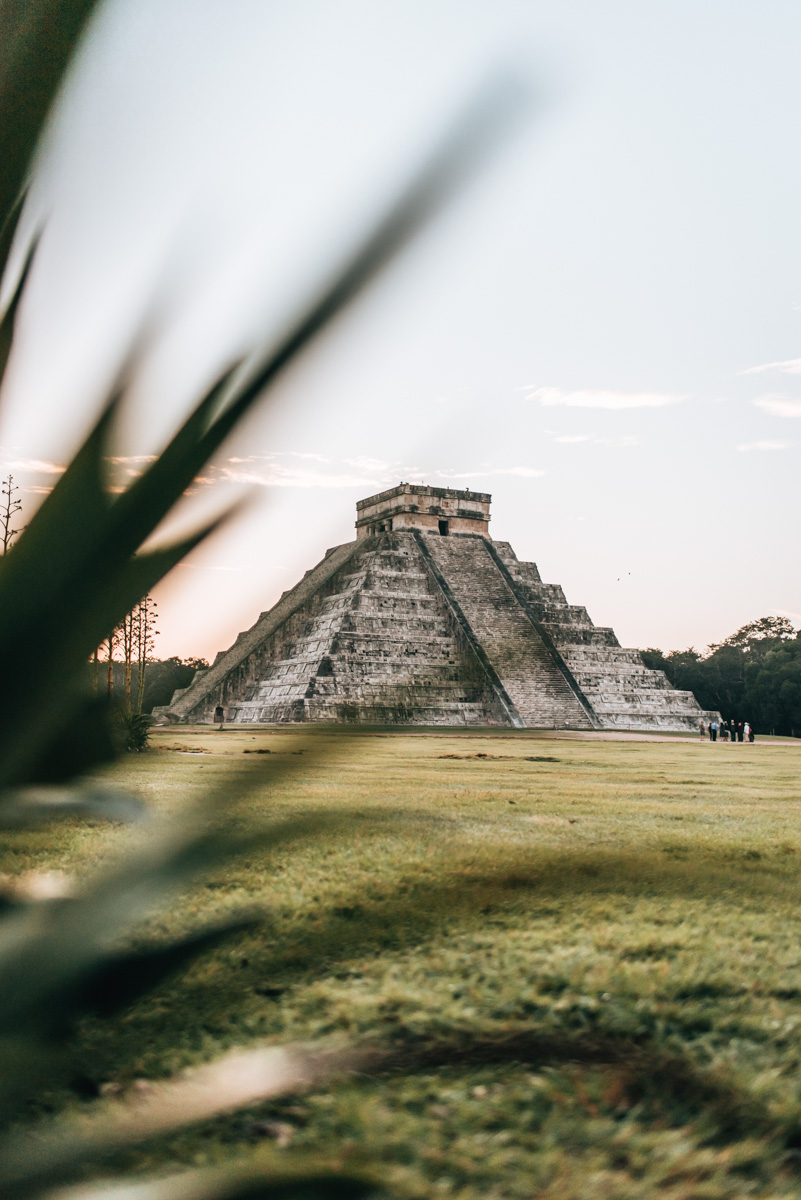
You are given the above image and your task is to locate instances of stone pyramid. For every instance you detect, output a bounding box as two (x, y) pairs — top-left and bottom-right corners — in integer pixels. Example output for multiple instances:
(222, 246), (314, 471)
(155, 484), (714, 731)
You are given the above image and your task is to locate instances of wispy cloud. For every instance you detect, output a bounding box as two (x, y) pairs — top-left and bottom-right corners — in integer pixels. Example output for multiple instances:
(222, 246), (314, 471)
(218, 453), (401, 490)
(435, 466), (545, 481)
(0, 457), (65, 476)
(105, 455), (157, 465)
(552, 433), (638, 448)
(739, 357), (801, 376)
(737, 440), (793, 452)
(754, 395), (801, 418)
(525, 387), (685, 410)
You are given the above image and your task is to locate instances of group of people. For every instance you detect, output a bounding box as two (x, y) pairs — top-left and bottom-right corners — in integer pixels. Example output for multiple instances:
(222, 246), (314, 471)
(702, 719), (754, 743)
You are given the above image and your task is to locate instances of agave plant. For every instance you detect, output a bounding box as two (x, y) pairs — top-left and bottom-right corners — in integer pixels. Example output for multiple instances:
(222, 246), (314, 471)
(0, 3), (518, 1197)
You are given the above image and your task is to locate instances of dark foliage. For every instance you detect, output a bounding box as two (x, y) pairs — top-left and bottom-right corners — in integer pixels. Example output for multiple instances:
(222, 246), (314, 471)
(95, 656), (208, 715)
(117, 709), (151, 752)
(643, 616), (801, 735)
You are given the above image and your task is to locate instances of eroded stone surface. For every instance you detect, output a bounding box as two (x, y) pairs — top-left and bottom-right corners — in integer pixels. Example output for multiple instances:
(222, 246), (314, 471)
(154, 487), (716, 731)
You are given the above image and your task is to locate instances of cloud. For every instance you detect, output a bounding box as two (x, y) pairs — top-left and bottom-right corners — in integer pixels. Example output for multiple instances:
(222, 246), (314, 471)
(526, 387), (684, 410)
(196, 453), (549, 492)
(435, 466), (545, 480)
(105, 455), (157, 465)
(739, 357), (801, 376)
(754, 394), (801, 418)
(1, 457), (65, 475)
(217, 452), (402, 490)
(552, 434), (638, 448)
(736, 440), (793, 452)
(220, 464), (390, 489)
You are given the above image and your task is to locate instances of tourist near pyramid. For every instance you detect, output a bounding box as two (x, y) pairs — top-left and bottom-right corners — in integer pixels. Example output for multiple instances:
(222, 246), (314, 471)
(155, 484), (716, 731)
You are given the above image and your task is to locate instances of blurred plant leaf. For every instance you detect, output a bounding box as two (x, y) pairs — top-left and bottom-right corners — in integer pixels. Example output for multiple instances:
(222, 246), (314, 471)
(0, 0), (102, 269)
(78, 915), (259, 1019)
(0, 73), (521, 791)
(0, 810), (340, 1111)
(0, 779), (147, 826)
(0, 232), (36, 384)
(0, 1042), (375, 1199)
(116, 75), (522, 543)
(53, 1169), (382, 1200)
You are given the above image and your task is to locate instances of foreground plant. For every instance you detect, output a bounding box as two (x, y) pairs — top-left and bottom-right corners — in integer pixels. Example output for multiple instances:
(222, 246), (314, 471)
(0, 2), (520, 1197)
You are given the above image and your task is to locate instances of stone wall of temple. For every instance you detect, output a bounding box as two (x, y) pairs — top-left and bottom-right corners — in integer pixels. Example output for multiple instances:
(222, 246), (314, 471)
(155, 521), (715, 732)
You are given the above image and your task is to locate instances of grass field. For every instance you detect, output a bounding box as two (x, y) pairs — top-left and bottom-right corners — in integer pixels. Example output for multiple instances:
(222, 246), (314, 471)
(5, 726), (801, 1198)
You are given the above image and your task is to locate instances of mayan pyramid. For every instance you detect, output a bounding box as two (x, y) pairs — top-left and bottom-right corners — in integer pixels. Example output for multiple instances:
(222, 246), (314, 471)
(155, 484), (714, 731)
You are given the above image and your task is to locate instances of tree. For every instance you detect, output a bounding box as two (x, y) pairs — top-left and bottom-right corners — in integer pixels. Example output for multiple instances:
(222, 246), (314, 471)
(135, 595), (159, 715)
(745, 638), (801, 737)
(139, 655), (209, 714)
(720, 615), (796, 649)
(641, 647), (716, 710)
(119, 608), (137, 713)
(643, 616), (800, 733)
(104, 627), (121, 699)
(0, 473), (22, 553)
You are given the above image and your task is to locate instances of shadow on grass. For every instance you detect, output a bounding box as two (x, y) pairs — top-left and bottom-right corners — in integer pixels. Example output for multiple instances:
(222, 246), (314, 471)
(374, 1029), (795, 1149)
(65, 831), (801, 1079)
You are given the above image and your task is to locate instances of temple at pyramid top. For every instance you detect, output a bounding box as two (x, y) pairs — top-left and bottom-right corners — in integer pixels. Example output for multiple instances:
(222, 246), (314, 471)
(155, 484), (718, 732)
(356, 484), (491, 539)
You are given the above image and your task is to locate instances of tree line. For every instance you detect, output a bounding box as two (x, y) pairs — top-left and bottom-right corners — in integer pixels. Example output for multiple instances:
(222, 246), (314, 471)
(1, 476), (206, 719)
(99, 654), (209, 716)
(7, 474), (798, 734)
(642, 616), (801, 737)
(91, 596), (207, 716)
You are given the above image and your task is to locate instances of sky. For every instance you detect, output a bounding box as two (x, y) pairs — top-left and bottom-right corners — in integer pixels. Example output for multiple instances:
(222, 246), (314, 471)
(1, 0), (799, 663)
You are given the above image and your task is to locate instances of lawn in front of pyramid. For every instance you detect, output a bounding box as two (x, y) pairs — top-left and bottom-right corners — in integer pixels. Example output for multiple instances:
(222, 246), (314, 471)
(7, 726), (801, 1199)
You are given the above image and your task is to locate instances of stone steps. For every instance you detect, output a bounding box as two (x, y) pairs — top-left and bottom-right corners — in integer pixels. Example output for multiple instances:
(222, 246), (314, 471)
(162, 526), (715, 733)
(423, 535), (592, 728)
(225, 535), (504, 726)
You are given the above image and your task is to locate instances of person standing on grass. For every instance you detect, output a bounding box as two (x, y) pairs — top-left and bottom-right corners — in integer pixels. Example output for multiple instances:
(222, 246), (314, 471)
(744, 721), (751, 742)
(737, 721), (744, 743)
(699, 719), (706, 740)
(710, 719), (718, 742)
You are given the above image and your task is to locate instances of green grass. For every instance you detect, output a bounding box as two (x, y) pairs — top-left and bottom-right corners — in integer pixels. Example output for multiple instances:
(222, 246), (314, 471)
(5, 727), (801, 1198)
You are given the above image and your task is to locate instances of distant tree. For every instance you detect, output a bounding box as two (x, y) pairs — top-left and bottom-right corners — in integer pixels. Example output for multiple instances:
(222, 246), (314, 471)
(119, 608), (137, 713)
(135, 596), (159, 714)
(104, 628), (121, 699)
(745, 637), (801, 737)
(719, 619), (796, 648)
(0, 474), (22, 554)
(640, 647), (670, 673)
(641, 647), (715, 709)
(139, 656), (209, 714)
(642, 616), (799, 732)
(716, 615), (796, 656)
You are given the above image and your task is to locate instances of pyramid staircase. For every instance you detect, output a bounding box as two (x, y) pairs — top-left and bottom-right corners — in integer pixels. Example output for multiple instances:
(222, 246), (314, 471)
(155, 485), (715, 731)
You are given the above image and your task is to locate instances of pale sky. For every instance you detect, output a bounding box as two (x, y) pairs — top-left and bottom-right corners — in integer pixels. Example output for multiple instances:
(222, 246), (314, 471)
(1, 0), (799, 662)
